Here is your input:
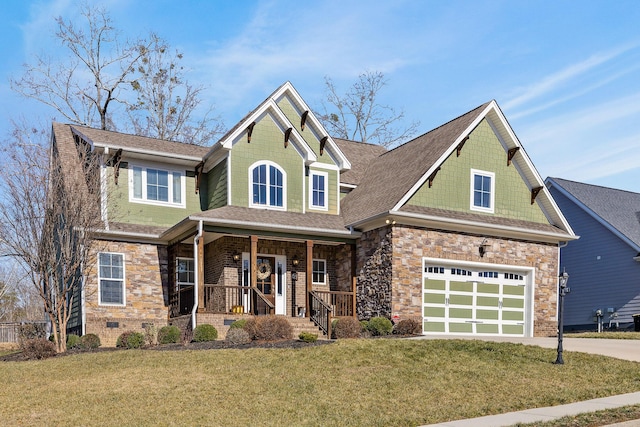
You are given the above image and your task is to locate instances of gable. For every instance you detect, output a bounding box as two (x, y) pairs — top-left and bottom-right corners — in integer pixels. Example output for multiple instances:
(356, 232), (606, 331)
(407, 118), (549, 224)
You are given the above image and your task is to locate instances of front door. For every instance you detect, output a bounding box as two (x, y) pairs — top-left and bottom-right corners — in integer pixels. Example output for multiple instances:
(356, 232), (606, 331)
(246, 254), (287, 315)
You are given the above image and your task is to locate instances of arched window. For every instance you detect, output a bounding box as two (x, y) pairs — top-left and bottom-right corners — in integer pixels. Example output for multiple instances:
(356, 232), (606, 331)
(250, 162), (285, 209)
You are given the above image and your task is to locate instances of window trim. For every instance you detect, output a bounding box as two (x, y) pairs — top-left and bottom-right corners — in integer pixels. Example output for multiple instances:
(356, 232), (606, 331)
(128, 163), (186, 208)
(309, 170), (328, 211)
(248, 161), (287, 210)
(470, 169), (495, 213)
(98, 252), (126, 307)
(312, 258), (327, 285)
(176, 257), (195, 289)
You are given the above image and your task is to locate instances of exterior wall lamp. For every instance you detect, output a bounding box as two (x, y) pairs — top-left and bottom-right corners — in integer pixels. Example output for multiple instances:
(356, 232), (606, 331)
(232, 252), (241, 262)
(292, 255), (299, 267)
(554, 269), (570, 364)
(479, 239), (490, 257)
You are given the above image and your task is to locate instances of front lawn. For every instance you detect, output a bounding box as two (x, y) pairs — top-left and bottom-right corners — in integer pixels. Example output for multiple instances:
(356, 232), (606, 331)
(2, 339), (640, 426)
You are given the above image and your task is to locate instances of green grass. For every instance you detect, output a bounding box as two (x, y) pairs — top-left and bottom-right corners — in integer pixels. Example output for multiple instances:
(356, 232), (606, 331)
(566, 331), (640, 339)
(2, 339), (640, 426)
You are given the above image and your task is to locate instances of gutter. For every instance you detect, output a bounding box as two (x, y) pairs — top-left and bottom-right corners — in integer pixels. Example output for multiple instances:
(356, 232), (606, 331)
(191, 220), (204, 330)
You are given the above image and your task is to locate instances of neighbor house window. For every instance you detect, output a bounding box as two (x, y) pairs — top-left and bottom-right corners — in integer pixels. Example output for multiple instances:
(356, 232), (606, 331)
(309, 171), (328, 210)
(130, 165), (184, 207)
(250, 161), (285, 209)
(312, 259), (326, 284)
(176, 258), (194, 289)
(470, 169), (495, 213)
(98, 252), (125, 306)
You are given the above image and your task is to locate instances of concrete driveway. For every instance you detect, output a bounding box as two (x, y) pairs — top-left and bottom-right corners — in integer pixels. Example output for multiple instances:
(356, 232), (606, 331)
(414, 335), (640, 362)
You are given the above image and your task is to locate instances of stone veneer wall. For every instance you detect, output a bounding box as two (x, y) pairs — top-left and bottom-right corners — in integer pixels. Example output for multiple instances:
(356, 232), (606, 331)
(392, 225), (559, 337)
(356, 227), (393, 320)
(85, 240), (169, 347)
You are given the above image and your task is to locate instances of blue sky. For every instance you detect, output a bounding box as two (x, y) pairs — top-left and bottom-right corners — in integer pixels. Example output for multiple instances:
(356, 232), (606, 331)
(1, 0), (639, 192)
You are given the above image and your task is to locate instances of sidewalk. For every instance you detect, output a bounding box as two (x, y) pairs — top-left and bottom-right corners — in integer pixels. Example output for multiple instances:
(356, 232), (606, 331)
(421, 392), (640, 426)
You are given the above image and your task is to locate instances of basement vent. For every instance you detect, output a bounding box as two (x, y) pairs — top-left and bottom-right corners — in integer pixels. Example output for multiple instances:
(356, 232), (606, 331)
(106, 322), (119, 329)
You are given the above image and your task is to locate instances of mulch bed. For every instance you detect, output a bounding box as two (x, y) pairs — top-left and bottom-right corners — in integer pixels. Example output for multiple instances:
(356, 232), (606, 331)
(0, 339), (335, 362)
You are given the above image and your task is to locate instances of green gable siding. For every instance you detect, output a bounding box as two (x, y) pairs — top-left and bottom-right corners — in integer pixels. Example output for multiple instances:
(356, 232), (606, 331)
(407, 119), (549, 224)
(306, 168), (339, 215)
(277, 97), (335, 166)
(207, 159), (228, 210)
(229, 115), (305, 212)
(109, 164), (200, 227)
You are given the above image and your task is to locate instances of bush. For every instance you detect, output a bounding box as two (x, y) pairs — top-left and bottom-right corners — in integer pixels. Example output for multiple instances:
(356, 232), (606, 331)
(116, 331), (145, 349)
(157, 325), (181, 344)
(393, 318), (422, 336)
(367, 317), (393, 336)
(243, 316), (292, 341)
(225, 328), (251, 345)
(193, 324), (218, 342)
(18, 323), (47, 342)
(333, 317), (362, 339)
(298, 332), (318, 343)
(66, 334), (81, 349)
(80, 333), (101, 349)
(21, 338), (57, 360)
(229, 319), (247, 329)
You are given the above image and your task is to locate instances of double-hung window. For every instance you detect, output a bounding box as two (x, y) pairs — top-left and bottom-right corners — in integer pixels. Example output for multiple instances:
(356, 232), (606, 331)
(176, 258), (195, 289)
(312, 259), (326, 285)
(470, 169), (495, 213)
(250, 162), (285, 209)
(131, 165), (184, 207)
(98, 252), (125, 306)
(309, 170), (328, 210)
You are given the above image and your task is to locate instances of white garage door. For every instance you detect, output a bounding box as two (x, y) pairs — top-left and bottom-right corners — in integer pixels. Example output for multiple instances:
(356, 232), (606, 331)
(422, 260), (531, 336)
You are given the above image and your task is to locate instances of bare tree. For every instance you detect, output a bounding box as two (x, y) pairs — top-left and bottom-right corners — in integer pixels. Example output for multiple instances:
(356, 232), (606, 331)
(0, 122), (103, 352)
(128, 36), (225, 145)
(0, 263), (43, 322)
(10, 4), (150, 130)
(318, 71), (420, 148)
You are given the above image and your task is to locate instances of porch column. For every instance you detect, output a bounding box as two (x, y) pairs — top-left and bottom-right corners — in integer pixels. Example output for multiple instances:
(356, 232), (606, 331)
(306, 240), (313, 318)
(197, 231), (205, 312)
(250, 235), (258, 289)
(351, 243), (357, 318)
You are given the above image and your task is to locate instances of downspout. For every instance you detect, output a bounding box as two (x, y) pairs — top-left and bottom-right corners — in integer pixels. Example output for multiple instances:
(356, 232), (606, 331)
(191, 220), (204, 330)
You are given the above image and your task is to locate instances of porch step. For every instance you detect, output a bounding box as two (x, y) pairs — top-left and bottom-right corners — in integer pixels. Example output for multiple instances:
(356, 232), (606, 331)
(288, 317), (330, 340)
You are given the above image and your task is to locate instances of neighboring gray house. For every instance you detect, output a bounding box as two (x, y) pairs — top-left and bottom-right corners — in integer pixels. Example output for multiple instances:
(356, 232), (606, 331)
(546, 177), (640, 330)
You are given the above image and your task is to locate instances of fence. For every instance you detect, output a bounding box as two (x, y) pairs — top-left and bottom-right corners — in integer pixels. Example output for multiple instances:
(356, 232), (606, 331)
(0, 321), (49, 343)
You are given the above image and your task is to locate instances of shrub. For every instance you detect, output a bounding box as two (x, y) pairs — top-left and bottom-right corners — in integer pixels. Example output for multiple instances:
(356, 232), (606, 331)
(393, 318), (422, 336)
(80, 333), (101, 349)
(225, 328), (251, 345)
(18, 323), (47, 342)
(298, 332), (318, 343)
(116, 331), (145, 349)
(229, 319), (247, 329)
(360, 320), (369, 331)
(66, 334), (81, 349)
(193, 324), (218, 342)
(157, 325), (181, 344)
(367, 317), (393, 336)
(21, 338), (57, 360)
(144, 324), (158, 346)
(243, 316), (292, 341)
(333, 317), (362, 339)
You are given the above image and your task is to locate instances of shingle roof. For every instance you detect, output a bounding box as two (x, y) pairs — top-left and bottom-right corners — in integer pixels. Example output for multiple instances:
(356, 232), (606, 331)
(341, 102), (491, 225)
(64, 123), (210, 158)
(334, 138), (387, 186)
(548, 178), (640, 247)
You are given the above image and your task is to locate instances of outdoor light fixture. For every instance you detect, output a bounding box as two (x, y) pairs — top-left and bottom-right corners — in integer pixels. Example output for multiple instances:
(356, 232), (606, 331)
(292, 255), (299, 267)
(232, 253), (241, 262)
(554, 268), (570, 365)
(479, 239), (490, 257)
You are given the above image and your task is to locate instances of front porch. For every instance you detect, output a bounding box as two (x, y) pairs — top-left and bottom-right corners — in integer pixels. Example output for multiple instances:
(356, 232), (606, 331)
(167, 233), (357, 336)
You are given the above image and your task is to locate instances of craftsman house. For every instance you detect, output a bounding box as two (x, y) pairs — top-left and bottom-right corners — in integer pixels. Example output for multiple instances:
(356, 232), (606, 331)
(546, 178), (640, 330)
(51, 82), (576, 346)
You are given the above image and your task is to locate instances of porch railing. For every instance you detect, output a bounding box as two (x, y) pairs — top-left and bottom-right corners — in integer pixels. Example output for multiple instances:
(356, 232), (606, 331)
(170, 284), (275, 316)
(309, 291), (333, 337)
(313, 290), (355, 318)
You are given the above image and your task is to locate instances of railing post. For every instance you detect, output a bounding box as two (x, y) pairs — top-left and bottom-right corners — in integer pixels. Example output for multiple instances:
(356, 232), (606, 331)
(352, 277), (357, 318)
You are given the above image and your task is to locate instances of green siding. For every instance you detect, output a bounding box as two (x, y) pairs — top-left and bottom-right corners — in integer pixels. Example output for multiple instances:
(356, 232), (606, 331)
(109, 164), (200, 228)
(277, 97), (335, 166)
(207, 160), (228, 210)
(230, 115), (305, 212)
(407, 118), (549, 224)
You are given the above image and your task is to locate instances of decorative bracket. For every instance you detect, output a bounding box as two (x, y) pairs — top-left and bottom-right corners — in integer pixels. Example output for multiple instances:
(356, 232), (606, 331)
(301, 110), (309, 131)
(507, 147), (520, 166)
(428, 167), (441, 188)
(284, 127), (293, 148)
(320, 136), (328, 156)
(106, 148), (123, 185)
(195, 161), (205, 194)
(456, 136), (469, 157)
(531, 186), (543, 204)
(246, 122), (256, 143)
